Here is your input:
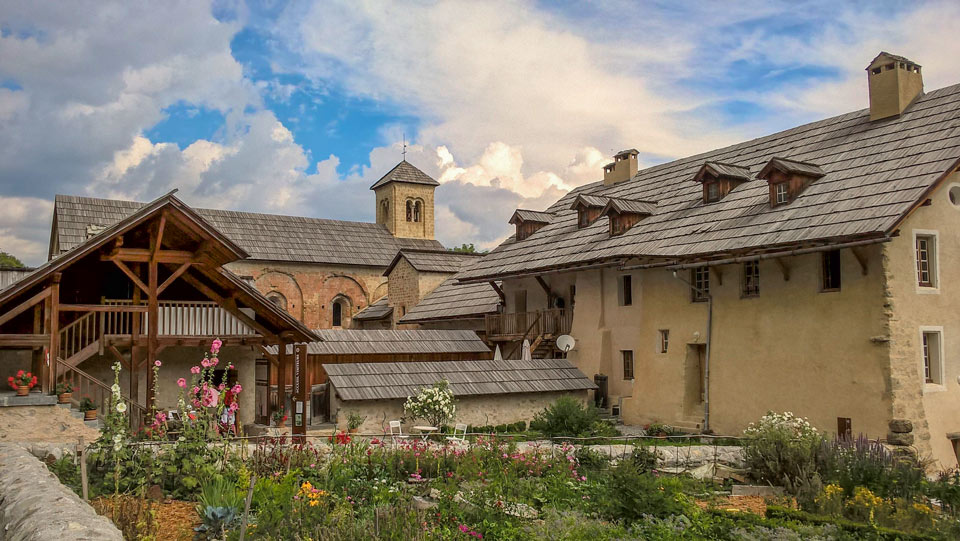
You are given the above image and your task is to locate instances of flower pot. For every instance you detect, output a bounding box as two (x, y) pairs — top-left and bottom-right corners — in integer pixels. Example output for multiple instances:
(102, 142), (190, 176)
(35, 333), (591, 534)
(58, 392), (72, 404)
(84, 410), (97, 421)
(348, 428), (359, 434)
(16, 385), (29, 397)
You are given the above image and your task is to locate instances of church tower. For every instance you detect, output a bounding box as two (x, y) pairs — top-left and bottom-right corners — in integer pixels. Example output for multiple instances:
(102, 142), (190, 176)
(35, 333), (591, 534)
(370, 160), (439, 239)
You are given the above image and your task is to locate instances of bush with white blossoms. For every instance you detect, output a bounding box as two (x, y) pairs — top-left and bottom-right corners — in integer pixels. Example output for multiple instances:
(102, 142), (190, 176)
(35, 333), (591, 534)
(743, 411), (824, 498)
(403, 380), (456, 428)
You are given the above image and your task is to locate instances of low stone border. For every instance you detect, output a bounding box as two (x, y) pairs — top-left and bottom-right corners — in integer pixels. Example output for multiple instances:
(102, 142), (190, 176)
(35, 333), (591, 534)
(0, 443), (122, 540)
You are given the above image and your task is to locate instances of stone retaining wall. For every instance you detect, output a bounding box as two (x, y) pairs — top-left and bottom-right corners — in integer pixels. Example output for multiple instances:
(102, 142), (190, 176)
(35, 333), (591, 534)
(0, 443), (121, 540)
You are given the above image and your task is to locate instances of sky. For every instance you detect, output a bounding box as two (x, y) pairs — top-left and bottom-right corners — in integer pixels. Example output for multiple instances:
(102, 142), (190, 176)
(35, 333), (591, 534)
(1, 0), (959, 266)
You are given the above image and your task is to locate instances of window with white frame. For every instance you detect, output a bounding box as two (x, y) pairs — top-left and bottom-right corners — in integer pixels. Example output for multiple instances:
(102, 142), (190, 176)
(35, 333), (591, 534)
(916, 234), (937, 288)
(774, 182), (789, 205)
(658, 329), (669, 353)
(691, 267), (709, 302)
(922, 329), (943, 385)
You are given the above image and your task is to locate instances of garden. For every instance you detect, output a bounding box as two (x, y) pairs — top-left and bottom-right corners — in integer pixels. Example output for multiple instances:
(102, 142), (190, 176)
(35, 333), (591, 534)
(43, 342), (960, 539)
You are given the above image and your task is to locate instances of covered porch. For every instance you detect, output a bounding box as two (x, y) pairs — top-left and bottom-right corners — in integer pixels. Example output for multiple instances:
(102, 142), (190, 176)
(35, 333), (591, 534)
(0, 192), (316, 429)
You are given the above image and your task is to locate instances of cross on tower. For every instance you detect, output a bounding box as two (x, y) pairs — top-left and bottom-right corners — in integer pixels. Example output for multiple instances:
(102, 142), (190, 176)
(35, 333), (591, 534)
(402, 133), (407, 160)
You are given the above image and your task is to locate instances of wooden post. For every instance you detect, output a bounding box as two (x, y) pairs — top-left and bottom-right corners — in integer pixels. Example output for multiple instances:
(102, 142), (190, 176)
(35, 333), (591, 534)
(79, 438), (89, 501)
(131, 271), (141, 412)
(292, 343), (307, 443)
(277, 338), (287, 428)
(146, 258), (158, 410)
(47, 273), (61, 394)
(238, 473), (256, 541)
(31, 304), (42, 383)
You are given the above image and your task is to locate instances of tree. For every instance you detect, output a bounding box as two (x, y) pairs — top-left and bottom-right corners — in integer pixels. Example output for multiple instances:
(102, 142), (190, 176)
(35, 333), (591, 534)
(0, 252), (24, 268)
(450, 243), (487, 254)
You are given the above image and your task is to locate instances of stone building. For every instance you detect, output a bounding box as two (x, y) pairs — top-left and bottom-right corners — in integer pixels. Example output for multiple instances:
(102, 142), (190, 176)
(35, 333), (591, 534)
(47, 160), (445, 331)
(459, 53), (960, 469)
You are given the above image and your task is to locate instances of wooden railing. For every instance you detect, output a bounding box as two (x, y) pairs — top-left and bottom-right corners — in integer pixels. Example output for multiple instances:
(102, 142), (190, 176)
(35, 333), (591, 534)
(485, 309), (572, 339)
(103, 299), (257, 336)
(56, 358), (147, 430)
(59, 311), (100, 362)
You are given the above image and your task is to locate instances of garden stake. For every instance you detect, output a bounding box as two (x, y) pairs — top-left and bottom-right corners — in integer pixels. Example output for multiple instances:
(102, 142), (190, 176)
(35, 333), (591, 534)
(80, 444), (89, 501)
(239, 473), (256, 541)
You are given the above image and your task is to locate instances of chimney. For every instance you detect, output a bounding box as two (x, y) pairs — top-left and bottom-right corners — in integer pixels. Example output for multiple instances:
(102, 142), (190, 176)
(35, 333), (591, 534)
(866, 52), (923, 121)
(603, 149), (639, 185)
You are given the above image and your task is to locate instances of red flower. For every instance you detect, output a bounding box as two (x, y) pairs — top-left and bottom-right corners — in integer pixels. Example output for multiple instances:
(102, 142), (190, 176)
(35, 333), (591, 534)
(16, 370), (23, 378)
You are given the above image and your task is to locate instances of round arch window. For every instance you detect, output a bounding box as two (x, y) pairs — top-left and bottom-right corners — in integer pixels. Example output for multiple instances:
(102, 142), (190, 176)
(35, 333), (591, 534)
(948, 184), (960, 207)
(331, 296), (351, 327)
(267, 292), (287, 312)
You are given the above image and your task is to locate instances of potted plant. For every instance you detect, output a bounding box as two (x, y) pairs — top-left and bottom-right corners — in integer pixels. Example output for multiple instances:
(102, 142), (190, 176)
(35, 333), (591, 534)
(55, 382), (74, 404)
(7, 370), (37, 397)
(79, 397), (98, 420)
(347, 412), (366, 434)
(271, 406), (287, 427)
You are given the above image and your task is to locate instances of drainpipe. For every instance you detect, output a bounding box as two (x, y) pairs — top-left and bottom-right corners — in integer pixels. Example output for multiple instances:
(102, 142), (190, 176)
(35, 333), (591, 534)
(671, 270), (713, 434)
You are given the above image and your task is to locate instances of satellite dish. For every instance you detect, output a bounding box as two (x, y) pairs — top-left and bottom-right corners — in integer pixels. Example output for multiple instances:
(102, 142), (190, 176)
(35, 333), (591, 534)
(556, 334), (576, 352)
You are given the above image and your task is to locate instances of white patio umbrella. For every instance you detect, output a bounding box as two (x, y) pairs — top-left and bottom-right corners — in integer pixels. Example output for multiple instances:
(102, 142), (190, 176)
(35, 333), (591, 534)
(493, 345), (503, 360)
(520, 339), (532, 361)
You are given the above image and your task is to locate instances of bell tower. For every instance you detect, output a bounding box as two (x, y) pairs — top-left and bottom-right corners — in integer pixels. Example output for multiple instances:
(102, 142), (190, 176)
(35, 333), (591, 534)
(370, 160), (439, 240)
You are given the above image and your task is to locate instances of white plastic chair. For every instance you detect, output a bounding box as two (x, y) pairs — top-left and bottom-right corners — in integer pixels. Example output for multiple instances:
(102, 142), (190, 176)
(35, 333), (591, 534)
(446, 423), (467, 443)
(389, 420), (409, 444)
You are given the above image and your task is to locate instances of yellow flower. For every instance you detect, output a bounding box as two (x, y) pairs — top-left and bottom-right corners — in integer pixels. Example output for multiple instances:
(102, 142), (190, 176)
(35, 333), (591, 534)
(309, 500), (319, 507)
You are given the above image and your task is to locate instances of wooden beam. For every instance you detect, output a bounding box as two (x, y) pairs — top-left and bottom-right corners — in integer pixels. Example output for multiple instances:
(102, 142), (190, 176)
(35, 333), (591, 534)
(535, 276), (552, 298)
(146, 255), (158, 409)
(0, 286), (51, 328)
(47, 274), (60, 394)
(157, 262), (191, 295)
(111, 259), (149, 295)
(102, 249), (195, 264)
(59, 304), (149, 313)
(106, 345), (130, 370)
(0, 334), (51, 347)
(489, 281), (505, 304)
(152, 213), (166, 261)
(775, 258), (791, 281)
(851, 247), (869, 275)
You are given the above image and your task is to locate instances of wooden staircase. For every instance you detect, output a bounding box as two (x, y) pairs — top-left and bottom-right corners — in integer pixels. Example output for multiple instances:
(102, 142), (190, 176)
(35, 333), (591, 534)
(59, 312), (102, 368)
(56, 358), (146, 430)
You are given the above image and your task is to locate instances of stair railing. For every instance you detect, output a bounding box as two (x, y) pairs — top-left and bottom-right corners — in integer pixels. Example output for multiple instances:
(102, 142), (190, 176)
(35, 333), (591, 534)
(56, 357), (146, 431)
(59, 312), (101, 364)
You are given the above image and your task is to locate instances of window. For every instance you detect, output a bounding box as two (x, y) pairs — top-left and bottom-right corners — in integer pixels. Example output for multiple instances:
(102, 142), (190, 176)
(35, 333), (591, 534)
(380, 199), (389, 220)
(618, 275), (633, 306)
(741, 261), (760, 297)
(405, 200), (413, 222)
(658, 330), (669, 353)
(413, 200), (422, 222)
(922, 330), (943, 385)
(578, 210), (591, 228)
(267, 292), (287, 312)
(774, 182), (789, 205)
(706, 182), (720, 202)
(691, 267), (709, 302)
(332, 301), (343, 327)
(622, 350), (634, 380)
(916, 234), (937, 288)
(569, 285), (576, 309)
(821, 250), (841, 291)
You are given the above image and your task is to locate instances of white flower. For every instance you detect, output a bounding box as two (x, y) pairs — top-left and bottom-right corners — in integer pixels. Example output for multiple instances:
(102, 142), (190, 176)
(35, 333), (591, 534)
(113, 434), (122, 443)
(116, 402), (127, 413)
(113, 442), (122, 452)
(111, 383), (121, 394)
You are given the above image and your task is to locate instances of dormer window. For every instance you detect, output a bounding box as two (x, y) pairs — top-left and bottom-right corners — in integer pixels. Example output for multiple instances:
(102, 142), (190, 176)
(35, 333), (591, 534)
(758, 157), (825, 208)
(692, 162), (751, 204)
(569, 194), (608, 229)
(509, 209), (553, 241)
(601, 198), (656, 236)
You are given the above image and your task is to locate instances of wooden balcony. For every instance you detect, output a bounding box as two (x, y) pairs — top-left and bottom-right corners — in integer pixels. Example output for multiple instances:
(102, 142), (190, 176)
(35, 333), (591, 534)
(484, 309), (572, 341)
(103, 299), (258, 337)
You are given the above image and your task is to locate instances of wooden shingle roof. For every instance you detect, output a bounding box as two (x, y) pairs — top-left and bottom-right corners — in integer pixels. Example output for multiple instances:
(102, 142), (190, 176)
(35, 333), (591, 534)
(509, 209), (554, 225)
(383, 249), (482, 276)
(398, 277), (501, 323)
(52, 195), (444, 267)
(368, 160), (440, 190)
(267, 329), (490, 356)
(352, 296), (393, 321)
(325, 358), (596, 401)
(460, 82), (960, 282)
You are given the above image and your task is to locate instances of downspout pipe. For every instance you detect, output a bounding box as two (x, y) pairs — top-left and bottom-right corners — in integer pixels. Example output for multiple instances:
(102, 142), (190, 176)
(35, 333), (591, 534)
(670, 270), (713, 433)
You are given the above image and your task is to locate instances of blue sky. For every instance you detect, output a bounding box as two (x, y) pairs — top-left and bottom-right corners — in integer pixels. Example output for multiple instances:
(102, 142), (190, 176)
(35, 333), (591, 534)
(0, 0), (958, 265)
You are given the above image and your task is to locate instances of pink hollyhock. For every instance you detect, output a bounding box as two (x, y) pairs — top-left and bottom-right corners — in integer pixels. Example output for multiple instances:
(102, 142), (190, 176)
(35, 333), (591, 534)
(201, 387), (219, 408)
(231, 384), (242, 394)
(190, 366), (201, 374)
(177, 378), (186, 388)
(192, 386), (200, 395)
(154, 360), (161, 367)
(210, 338), (222, 354)
(218, 384), (225, 391)
(229, 402), (238, 413)
(211, 358), (219, 366)
(201, 359), (211, 368)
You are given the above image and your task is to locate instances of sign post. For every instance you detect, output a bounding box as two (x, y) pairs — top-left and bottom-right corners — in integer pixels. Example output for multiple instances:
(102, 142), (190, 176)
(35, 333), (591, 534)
(292, 343), (308, 443)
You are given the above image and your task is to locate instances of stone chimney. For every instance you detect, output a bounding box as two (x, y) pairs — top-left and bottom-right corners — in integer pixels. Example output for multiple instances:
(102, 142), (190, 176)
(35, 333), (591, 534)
(603, 149), (639, 185)
(866, 52), (923, 121)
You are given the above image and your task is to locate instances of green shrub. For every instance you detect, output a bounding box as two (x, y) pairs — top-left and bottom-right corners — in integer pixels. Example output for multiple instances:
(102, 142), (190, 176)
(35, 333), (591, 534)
(595, 464), (694, 522)
(530, 397), (609, 438)
(765, 505), (937, 540)
(817, 435), (927, 501)
(742, 411), (824, 498)
(623, 446), (659, 473)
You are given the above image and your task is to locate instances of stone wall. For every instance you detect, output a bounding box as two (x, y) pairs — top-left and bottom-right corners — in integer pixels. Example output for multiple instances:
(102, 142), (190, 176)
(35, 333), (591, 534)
(0, 404), (99, 444)
(329, 391), (588, 434)
(0, 443), (122, 540)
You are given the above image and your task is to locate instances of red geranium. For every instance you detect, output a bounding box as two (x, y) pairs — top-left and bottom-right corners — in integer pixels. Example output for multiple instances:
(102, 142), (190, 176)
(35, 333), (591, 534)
(9, 371), (37, 390)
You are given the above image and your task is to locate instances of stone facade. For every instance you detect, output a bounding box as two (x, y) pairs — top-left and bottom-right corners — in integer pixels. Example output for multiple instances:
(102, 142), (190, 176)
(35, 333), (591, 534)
(0, 443), (123, 540)
(330, 390), (588, 434)
(375, 182), (436, 240)
(386, 258), (453, 327)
